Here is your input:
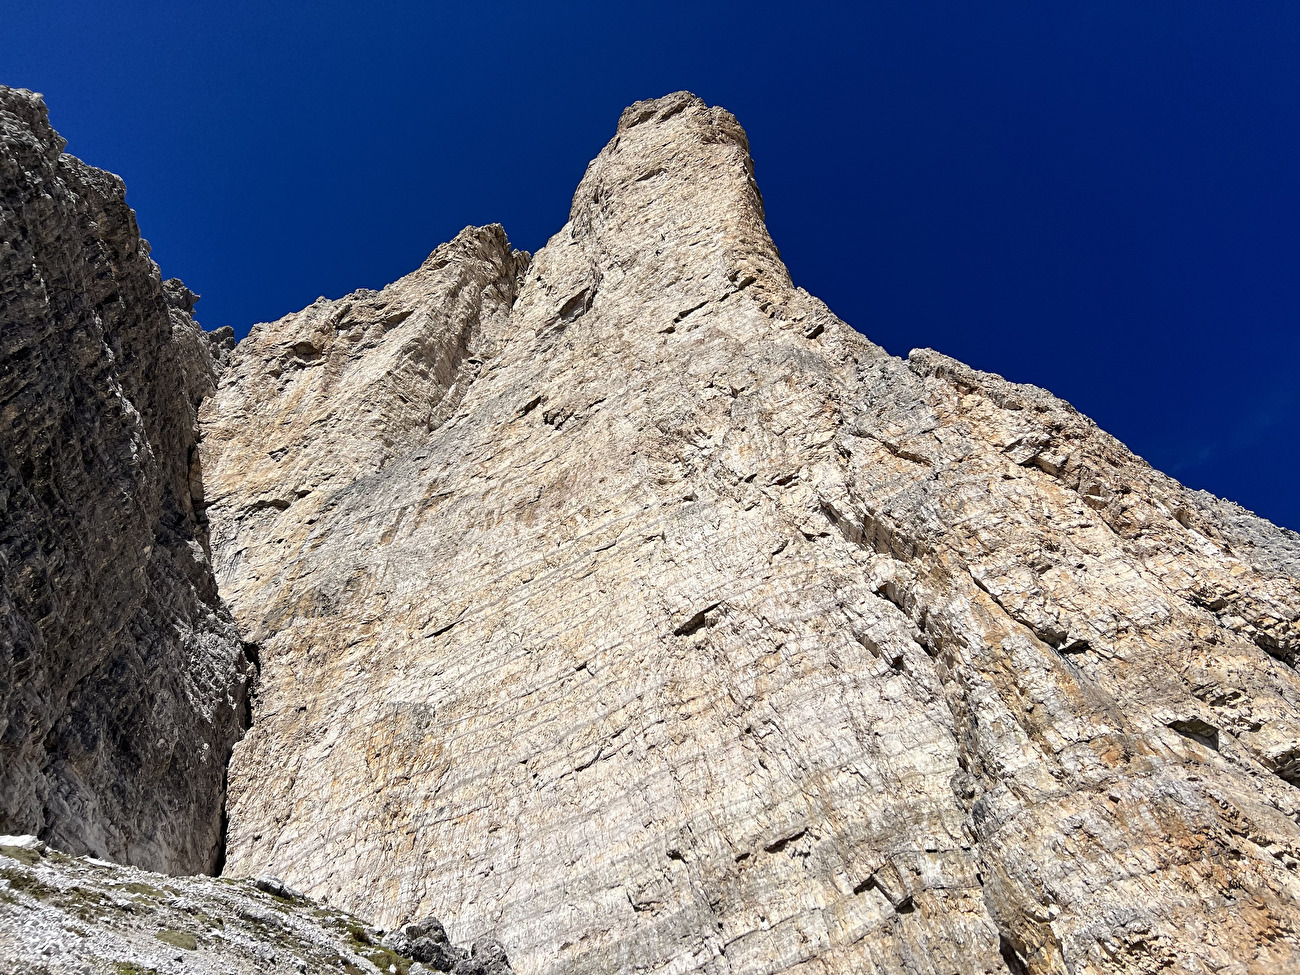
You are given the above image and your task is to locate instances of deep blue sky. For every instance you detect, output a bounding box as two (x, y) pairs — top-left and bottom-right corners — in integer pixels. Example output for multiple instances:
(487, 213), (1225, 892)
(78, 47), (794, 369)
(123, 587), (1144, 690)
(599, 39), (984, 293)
(6, 3), (1298, 529)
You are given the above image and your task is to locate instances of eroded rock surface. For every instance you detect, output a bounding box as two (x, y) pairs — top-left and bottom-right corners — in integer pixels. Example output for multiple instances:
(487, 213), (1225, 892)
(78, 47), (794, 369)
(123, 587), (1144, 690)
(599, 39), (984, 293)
(199, 222), (527, 623)
(0, 87), (251, 873)
(205, 92), (1300, 973)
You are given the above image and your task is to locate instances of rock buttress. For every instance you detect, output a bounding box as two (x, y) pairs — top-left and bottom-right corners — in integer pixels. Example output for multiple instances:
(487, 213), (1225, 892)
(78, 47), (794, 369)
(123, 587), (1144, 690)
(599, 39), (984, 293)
(208, 93), (1300, 973)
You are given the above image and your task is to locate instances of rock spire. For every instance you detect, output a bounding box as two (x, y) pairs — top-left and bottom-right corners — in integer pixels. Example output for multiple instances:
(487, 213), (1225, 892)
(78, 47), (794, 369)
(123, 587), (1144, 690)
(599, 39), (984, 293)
(200, 92), (1300, 974)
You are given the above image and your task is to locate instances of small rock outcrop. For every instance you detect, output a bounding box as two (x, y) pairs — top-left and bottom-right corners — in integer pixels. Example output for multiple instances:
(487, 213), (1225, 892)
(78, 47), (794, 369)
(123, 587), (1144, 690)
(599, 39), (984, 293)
(0, 839), (511, 974)
(204, 92), (1300, 974)
(0, 87), (252, 873)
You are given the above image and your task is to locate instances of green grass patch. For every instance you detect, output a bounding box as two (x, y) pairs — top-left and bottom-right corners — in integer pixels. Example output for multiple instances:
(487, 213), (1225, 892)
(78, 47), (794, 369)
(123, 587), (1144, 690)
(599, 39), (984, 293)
(120, 881), (164, 898)
(115, 964), (159, 975)
(154, 929), (198, 950)
(325, 952), (368, 975)
(54, 885), (107, 923)
(0, 845), (41, 866)
(364, 947), (411, 974)
(191, 909), (224, 930)
(0, 866), (56, 900)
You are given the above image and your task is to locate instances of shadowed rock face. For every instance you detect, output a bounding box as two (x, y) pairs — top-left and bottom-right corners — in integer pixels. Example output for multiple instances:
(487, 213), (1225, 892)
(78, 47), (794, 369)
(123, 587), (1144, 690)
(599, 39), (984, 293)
(201, 91), (1300, 974)
(0, 87), (251, 874)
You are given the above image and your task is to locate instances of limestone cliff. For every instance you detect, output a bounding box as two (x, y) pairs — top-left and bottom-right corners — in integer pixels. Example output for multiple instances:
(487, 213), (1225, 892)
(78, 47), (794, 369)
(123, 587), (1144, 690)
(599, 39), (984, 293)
(203, 92), (1300, 974)
(0, 87), (251, 874)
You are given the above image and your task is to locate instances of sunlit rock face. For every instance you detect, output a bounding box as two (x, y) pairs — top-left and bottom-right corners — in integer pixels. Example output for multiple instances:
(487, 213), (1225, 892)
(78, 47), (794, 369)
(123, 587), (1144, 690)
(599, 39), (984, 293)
(205, 92), (1300, 973)
(0, 86), (251, 874)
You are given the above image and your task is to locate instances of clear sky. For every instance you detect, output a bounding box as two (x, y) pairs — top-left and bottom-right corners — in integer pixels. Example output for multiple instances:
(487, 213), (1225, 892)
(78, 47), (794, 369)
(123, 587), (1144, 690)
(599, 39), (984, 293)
(6, 2), (1298, 529)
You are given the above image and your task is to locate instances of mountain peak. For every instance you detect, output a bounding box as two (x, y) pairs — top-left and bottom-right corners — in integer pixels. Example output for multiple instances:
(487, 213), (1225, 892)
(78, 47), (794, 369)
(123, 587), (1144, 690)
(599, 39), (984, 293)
(199, 95), (1300, 974)
(4, 88), (1300, 975)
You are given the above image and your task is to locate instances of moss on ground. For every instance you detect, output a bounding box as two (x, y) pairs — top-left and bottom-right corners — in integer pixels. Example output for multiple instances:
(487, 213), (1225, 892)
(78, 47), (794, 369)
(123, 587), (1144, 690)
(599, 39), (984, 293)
(191, 908), (224, 930)
(0, 845), (42, 867)
(154, 928), (198, 950)
(119, 881), (164, 898)
(54, 884), (108, 923)
(0, 866), (57, 900)
(363, 946), (411, 974)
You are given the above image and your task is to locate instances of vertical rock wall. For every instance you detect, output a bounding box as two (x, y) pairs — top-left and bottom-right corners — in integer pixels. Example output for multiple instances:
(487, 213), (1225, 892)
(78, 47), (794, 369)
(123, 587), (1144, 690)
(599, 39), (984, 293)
(0, 87), (251, 874)
(204, 93), (1300, 974)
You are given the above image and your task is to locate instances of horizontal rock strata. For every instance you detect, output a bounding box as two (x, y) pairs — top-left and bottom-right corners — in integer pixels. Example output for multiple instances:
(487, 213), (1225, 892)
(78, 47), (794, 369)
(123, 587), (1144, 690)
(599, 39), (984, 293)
(0, 87), (251, 873)
(199, 91), (1300, 974)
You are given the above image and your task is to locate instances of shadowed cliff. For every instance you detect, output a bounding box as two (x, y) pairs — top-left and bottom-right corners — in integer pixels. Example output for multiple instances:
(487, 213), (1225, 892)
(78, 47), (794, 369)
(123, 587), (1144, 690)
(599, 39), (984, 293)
(0, 86), (252, 874)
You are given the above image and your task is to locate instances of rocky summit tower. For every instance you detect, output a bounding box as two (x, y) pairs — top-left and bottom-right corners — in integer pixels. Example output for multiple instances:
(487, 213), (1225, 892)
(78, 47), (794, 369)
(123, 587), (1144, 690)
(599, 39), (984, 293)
(196, 93), (1300, 974)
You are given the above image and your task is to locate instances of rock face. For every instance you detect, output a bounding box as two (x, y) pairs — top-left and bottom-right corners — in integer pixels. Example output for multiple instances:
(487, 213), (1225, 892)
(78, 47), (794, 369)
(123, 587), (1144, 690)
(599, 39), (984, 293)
(0, 837), (513, 975)
(0, 87), (251, 874)
(199, 222), (527, 615)
(201, 91), (1300, 974)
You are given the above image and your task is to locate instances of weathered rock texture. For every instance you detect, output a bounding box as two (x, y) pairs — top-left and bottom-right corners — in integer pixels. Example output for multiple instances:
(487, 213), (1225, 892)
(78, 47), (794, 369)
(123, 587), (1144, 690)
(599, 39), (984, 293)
(204, 92), (1300, 974)
(0, 87), (251, 874)
(0, 836), (514, 974)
